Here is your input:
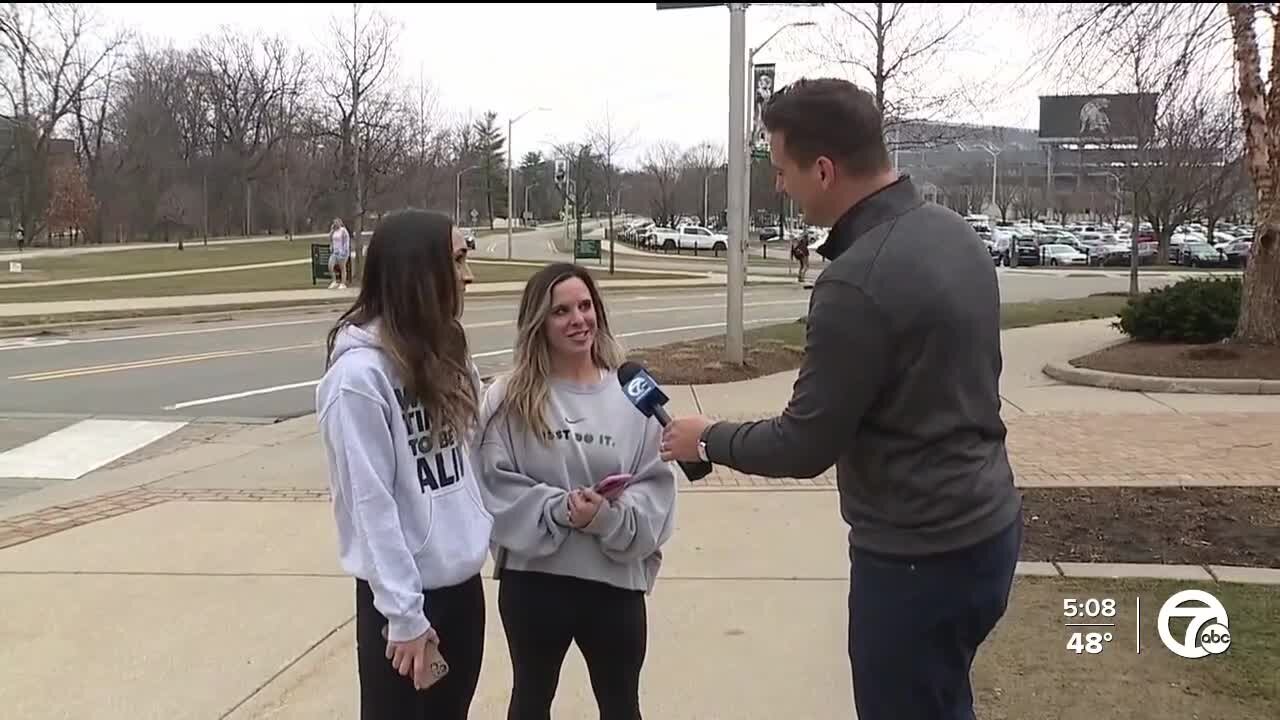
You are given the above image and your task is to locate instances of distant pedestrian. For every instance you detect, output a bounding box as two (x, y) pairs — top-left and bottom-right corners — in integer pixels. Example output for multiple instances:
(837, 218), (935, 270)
(317, 208), (490, 720)
(659, 78), (1022, 720)
(791, 232), (810, 284)
(329, 218), (352, 289)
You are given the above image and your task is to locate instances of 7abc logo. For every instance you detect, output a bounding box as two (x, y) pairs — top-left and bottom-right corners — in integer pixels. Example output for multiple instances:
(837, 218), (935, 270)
(625, 375), (653, 401)
(1157, 589), (1231, 659)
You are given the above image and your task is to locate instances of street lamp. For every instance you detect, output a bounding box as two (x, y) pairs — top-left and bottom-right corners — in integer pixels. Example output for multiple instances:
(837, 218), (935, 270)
(704, 165), (726, 226)
(957, 141), (1003, 214)
(507, 106), (550, 260)
(523, 182), (538, 221)
(456, 164), (479, 227)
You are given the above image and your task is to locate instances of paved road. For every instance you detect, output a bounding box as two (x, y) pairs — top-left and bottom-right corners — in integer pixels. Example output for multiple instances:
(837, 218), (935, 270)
(0, 284), (812, 421)
(0, 266), (1189, 422)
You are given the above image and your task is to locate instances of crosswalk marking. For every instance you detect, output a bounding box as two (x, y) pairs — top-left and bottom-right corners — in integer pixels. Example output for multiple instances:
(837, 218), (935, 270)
(0, 419), (188, 480)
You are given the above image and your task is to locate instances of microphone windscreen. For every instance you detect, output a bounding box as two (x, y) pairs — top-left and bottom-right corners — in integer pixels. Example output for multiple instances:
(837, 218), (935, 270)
(617, 361), (644, 384)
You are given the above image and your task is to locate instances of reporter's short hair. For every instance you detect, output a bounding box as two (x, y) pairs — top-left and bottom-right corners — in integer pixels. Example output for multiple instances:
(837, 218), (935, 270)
(761, 77), (891, 176)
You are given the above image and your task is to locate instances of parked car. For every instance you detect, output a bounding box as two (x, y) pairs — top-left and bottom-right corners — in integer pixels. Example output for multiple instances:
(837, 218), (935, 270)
(1180, 242), (1230, 267)
(1040, 243), (1088, 266)
(651, 224), (729, 253)
(1223, 240), (1253, 267)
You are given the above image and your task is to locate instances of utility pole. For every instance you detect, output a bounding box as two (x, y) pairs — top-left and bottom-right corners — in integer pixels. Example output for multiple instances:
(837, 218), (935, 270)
(726, 2), (747, 364)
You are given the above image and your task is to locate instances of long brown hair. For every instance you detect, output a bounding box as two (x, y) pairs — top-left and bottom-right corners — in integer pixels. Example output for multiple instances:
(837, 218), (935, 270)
(325, 209), (477, 437)
(496, 262), (623, 442)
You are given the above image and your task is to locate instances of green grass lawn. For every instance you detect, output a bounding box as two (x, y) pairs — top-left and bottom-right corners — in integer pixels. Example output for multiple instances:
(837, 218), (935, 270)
(743, 294), (1133, 347)
(0, 240), (313, 282)
(0, 261), (695, 303)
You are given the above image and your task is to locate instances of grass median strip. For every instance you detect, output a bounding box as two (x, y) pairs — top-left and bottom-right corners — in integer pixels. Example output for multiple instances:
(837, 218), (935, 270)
(0, 261), (695, 303)
(630, 294), (1132, 384)
(0, 240), (313, 282)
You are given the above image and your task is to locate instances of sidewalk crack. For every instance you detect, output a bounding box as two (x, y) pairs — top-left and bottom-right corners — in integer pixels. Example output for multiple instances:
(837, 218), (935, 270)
(1141, 392), (1181, 413)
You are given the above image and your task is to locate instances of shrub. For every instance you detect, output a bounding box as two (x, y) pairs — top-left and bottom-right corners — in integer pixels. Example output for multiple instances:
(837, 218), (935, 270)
(1115, 276), (1242, 343)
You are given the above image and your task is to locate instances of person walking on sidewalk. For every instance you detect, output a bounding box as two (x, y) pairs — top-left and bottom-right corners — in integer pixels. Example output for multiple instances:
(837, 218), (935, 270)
(329, 217), (352, 289)
(475, 262), (677, 720)
(316, 208), (491, 720)
(658, 78), (1023, 720)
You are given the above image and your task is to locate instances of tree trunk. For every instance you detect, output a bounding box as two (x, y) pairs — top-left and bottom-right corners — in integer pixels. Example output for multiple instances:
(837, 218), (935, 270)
(1236, 222), (1280, 342)
(1228, 2), (1280, 343)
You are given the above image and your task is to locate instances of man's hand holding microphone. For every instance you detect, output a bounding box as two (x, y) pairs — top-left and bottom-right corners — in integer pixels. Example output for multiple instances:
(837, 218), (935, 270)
(617, 362), (713, 480)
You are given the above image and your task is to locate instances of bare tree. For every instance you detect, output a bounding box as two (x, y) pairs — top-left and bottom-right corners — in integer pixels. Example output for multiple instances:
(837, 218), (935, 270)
(1227, 2), (1279, 343)
(641, 141), (683, 227)
(588, 105), (636, 274)
(680, 141), (725, 226)
(0, 3), (127, 245)
(1037, 2), (1277, 340)
(322, 2), (399, 241)
(807, 3), (985, 150)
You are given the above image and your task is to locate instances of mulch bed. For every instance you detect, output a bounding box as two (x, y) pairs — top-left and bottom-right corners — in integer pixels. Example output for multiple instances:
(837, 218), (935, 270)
(628, 335), (804, 385)
(1073, 340), (1280, 379)
(1020, 487), (1280, 567)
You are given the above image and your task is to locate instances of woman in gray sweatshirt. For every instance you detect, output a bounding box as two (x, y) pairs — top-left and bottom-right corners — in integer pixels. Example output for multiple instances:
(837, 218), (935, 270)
(476, 262), (678, 720)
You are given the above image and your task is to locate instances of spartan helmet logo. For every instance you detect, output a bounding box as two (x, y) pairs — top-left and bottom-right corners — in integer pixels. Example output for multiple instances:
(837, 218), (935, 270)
(1079, 98), (1112, 135)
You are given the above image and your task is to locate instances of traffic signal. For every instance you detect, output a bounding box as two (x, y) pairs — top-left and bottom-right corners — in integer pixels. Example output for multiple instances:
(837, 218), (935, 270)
(554, 159), (566, 187)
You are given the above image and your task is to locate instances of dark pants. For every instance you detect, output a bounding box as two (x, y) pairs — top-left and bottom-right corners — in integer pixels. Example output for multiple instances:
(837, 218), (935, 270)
(498, 569), (647, 720)
(355, 574), (486, 720)
(849, 514), (1022, 720)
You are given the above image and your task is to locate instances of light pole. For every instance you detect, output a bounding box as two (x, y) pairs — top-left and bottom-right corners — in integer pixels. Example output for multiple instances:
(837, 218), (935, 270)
(726, 3), (748, 364)
(957, 142), (1002, 214)
(721, 17), (816, 364)
(523, 182), (538, 221)
(704, 165), (726, 226)
(456, 164), (479, 227)
(507, 106), (550, 260)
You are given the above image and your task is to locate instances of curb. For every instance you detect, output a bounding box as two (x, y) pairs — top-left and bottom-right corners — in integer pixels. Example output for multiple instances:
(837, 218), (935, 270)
(1014, 560), (1280, 586)
(1042, 361), (1280, 395)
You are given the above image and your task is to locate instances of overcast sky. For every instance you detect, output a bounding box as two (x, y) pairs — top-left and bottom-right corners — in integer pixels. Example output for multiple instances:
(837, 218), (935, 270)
(96, 3), (1214, 166)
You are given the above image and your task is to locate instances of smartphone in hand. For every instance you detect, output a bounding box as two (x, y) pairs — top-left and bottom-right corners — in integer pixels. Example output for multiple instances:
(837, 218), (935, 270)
(594, 473), (633, 501)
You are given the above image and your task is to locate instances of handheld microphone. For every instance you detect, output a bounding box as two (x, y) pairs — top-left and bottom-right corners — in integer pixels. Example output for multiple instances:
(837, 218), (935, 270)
(617, 361), (712, 482)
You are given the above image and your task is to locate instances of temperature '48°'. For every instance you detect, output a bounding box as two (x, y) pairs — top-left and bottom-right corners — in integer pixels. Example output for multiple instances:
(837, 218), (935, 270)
(1067, 631), (1114, 654)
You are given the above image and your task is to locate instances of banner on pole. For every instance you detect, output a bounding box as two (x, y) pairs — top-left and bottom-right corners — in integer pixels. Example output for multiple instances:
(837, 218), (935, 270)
(751, 63), (776, 151)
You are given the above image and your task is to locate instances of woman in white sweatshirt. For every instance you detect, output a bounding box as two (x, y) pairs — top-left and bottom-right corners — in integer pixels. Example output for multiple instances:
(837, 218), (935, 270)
(316, 208), (493, 720)
(476, 262), (678, 720)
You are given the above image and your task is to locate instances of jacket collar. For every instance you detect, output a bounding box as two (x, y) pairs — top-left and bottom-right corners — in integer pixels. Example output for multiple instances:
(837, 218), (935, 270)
(817, 174), (923, 261)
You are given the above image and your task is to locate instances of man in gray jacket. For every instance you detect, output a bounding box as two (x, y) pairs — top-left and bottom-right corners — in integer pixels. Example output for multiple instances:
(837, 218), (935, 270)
(660, 78), (1023, 720)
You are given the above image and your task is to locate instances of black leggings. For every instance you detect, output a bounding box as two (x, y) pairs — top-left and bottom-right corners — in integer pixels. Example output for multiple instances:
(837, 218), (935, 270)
(355, 575), (486, 720)
(498, 569), (648, 720)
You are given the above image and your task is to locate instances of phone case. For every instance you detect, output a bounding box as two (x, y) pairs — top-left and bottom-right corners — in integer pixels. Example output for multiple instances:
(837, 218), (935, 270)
(418, 642), (450, 690)
(595, 473), (633, 498)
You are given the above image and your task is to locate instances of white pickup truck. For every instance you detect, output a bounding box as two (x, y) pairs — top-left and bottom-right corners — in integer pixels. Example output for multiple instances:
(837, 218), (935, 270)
(651, 224), (728, 253)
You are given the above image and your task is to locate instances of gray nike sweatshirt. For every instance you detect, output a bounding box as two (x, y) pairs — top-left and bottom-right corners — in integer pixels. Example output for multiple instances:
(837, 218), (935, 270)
(475, 369), (678, 593)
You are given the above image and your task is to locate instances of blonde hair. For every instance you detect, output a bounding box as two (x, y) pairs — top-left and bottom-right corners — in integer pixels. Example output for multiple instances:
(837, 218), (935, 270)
(497, 263), (624, 442)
